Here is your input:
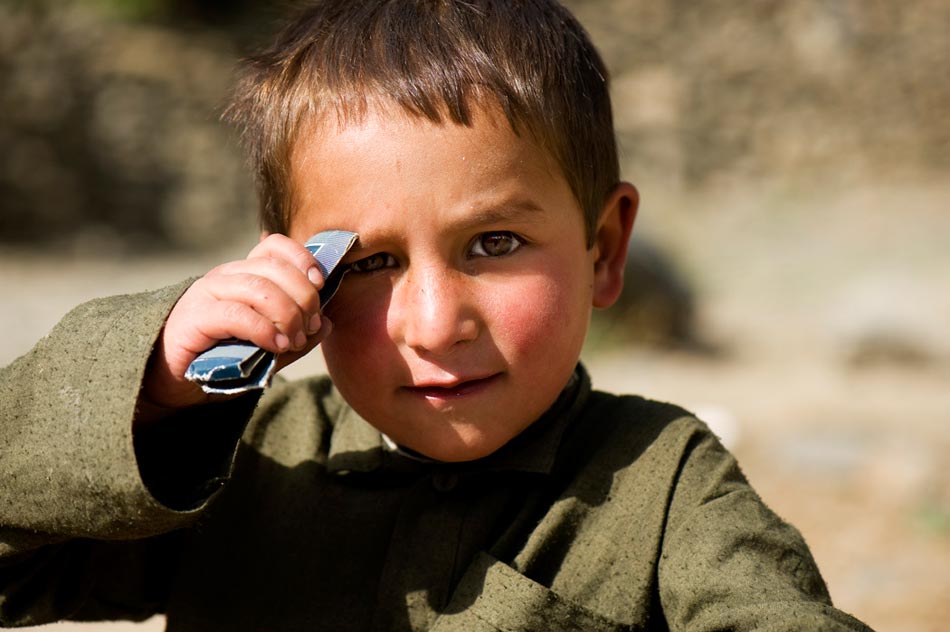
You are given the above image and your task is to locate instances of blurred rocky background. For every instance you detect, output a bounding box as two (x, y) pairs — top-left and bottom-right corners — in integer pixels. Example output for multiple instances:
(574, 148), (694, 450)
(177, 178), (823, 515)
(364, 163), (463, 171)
(0, 0), (274, 252)
(1, 1), (947, 631)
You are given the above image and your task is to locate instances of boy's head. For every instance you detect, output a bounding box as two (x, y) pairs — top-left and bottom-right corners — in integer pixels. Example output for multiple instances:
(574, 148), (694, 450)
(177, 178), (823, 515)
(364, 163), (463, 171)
(229, 0), (637, 462)
(227, 0), (619, 247)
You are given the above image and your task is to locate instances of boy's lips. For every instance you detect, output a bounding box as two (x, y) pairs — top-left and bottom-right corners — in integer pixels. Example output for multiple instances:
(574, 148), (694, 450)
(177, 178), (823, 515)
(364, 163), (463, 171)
(403, 373), (501, 400)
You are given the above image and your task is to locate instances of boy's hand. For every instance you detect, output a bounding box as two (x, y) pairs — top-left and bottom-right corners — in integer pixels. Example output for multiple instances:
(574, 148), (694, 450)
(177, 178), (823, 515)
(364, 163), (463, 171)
(140, 234), (331, 415)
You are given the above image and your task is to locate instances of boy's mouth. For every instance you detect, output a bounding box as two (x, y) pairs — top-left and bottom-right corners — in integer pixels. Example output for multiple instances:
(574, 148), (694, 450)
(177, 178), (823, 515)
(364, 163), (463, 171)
(403, 373), (501, 400)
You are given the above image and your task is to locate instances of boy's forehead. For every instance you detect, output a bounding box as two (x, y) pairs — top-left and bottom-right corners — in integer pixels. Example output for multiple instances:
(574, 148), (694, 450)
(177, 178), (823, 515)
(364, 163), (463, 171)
(285, 102), (579, 241)
(292, 94), (556, 162)
(291, 101), (558, 189)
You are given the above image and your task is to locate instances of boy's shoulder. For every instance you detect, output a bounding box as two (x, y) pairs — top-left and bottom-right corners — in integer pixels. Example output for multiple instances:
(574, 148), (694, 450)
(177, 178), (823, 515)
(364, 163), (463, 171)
(571, 385), (714, 467)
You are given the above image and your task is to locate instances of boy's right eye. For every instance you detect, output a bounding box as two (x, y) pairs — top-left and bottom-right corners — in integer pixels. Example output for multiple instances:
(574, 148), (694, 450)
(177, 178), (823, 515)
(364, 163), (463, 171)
(349, 253), (397, 274)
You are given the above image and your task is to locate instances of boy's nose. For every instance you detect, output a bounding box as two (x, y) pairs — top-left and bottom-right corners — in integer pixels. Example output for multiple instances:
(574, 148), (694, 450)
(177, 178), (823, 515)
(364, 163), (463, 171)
(395, 265), (478, 356)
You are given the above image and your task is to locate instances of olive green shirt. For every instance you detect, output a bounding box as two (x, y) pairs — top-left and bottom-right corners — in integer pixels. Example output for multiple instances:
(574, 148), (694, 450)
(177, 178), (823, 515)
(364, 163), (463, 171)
(0, 282), (872, 631)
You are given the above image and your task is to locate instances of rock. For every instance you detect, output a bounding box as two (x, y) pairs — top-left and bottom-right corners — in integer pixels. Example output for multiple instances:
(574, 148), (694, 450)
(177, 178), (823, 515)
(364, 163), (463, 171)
(592, 235), (701, 348)
(0, 1), (256, 252)
(827, 273), (948, 369)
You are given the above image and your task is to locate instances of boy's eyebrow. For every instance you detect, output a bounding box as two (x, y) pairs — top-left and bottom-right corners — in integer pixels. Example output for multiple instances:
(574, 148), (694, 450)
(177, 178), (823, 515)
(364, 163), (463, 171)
(456, 198), (546, 230)
(345, 198), (548, 256)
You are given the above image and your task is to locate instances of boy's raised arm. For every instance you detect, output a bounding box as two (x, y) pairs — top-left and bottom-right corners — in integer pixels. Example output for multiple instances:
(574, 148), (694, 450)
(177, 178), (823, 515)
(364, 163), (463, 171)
(0, 234), (330, 625)
(1, 234), (327, 530)
(0, 280), (197, 541)
(0, 279), (200, 626)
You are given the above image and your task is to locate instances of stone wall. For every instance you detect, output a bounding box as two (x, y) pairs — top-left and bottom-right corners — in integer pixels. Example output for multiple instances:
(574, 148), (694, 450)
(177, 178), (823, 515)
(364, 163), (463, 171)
(2, 0), (946, 251)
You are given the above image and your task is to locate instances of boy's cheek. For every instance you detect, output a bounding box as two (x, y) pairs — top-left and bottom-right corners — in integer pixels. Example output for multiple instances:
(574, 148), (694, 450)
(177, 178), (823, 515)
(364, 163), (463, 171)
(323, 284), (387, 330)
(492, 278), (584, 352)
(322, 290), (396, 359)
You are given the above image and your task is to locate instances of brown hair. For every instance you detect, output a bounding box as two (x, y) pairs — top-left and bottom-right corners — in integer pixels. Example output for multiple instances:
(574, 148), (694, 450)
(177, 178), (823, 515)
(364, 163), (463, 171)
(226, 0), (618, 246)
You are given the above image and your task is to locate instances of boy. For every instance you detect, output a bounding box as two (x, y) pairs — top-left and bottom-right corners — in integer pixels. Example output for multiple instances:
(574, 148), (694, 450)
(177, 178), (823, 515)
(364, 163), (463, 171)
(0, 1), (872, 630)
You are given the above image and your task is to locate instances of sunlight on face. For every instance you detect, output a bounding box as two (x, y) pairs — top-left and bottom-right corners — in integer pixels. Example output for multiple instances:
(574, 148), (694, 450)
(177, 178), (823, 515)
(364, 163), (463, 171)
(288, 105), (597, 461)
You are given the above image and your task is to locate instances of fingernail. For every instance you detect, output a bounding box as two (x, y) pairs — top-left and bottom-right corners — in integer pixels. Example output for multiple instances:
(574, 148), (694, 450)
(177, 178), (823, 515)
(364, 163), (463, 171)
(275, 333), (290, 351)
(308, 266), (321, 285)
(295, 331), (307, 349)
(308, 314), (322, 334)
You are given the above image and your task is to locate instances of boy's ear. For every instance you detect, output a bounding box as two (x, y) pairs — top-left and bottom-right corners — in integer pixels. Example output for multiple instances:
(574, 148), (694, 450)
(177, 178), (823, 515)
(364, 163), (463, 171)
(591, 182), (638, 309)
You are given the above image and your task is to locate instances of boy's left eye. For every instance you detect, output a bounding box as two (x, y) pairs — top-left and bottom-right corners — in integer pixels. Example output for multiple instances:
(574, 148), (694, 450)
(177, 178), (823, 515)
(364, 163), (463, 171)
(469, 232), (524, 258)
(349, 252), (397, 273)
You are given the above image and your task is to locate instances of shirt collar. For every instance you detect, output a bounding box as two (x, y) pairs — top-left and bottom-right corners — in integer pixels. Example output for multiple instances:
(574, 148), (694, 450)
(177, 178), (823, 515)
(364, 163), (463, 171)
(325, 364), (591, 476)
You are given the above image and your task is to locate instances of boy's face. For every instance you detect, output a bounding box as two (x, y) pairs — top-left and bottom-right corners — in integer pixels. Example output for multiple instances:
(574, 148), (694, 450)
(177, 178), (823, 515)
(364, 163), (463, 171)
(288, 104), (626, 462)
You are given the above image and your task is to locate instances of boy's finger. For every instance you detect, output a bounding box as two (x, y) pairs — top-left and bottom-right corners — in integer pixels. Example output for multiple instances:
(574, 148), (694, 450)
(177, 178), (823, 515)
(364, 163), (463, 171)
(248, 233), (325, 288)
(197, 300), (294, 354)
(208, 257), (322, 319)
(202, 273), (310, 349)
(273, 316), (332, 372)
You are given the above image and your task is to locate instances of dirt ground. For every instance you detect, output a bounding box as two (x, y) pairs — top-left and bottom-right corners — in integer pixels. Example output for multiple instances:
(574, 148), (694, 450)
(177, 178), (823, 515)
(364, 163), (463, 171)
(2, 182), (947, 632)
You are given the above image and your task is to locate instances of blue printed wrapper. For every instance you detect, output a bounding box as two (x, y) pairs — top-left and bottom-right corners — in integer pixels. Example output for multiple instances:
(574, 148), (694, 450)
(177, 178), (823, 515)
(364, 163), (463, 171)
(184, 230), (358, 394)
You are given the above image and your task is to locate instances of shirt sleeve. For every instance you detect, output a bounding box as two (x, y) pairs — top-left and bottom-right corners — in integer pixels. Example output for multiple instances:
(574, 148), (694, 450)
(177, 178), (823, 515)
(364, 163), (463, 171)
(657, 424), (874, 632)
(0, 280), (257, 626)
